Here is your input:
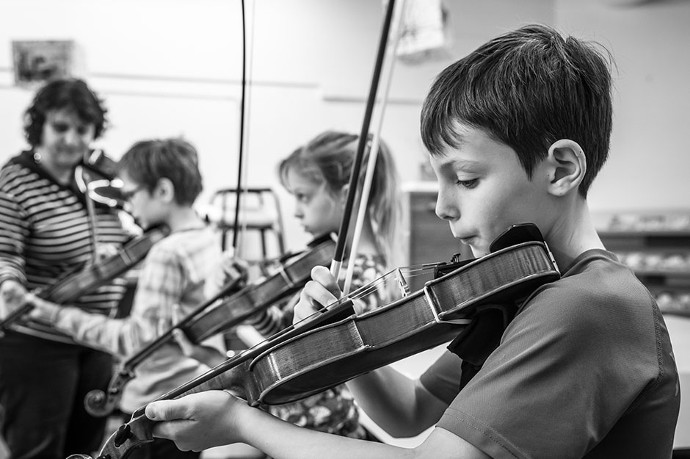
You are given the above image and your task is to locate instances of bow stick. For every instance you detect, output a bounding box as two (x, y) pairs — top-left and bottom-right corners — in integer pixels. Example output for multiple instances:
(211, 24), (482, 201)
(342, 0), (405, 295)
(227, 0), (250, 255)
(330, 0), (398, 282)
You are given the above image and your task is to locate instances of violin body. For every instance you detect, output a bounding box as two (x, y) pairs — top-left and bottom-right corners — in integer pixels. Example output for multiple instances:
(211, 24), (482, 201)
(83, 234), (335, 417)
(0, 225), (169, 342)
(218, 237), (559, 405)
(74, 225), (560, 459)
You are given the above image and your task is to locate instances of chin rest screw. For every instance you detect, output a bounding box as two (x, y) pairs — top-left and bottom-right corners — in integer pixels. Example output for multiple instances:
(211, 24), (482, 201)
(113, 424), (132, 447)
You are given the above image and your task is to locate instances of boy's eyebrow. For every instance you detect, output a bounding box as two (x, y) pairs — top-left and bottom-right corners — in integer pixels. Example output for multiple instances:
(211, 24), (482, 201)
(437, 158), (482, 173)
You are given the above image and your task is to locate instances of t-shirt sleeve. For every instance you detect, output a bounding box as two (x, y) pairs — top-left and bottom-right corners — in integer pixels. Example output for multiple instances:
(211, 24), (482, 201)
(419, 349), (463, 404)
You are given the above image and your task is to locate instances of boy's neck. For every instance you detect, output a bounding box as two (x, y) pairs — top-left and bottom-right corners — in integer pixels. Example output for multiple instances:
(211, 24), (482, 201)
(543, 199), (605, 271)
(164, 206), (205, 233)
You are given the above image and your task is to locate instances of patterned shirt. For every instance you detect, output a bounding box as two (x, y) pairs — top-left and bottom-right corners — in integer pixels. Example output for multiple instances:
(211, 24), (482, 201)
(51, 226), (227, 412)
(258, 253), (389, 439)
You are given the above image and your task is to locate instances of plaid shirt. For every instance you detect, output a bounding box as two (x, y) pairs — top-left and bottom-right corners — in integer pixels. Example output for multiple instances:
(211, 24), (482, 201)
(53, 226), (226, 412)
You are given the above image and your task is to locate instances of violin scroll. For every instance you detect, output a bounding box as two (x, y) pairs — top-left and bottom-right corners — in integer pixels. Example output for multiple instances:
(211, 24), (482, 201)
(84, 366), (135, 417)
(83, 389), (108, 417)
(67, 415), (154, 459)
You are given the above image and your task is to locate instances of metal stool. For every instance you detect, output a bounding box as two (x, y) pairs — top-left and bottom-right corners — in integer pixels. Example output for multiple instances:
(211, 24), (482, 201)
(204, 187), (286, 260)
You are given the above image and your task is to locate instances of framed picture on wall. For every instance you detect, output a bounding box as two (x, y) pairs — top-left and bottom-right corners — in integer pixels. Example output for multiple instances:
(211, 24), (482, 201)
(12, 40), (75, 87)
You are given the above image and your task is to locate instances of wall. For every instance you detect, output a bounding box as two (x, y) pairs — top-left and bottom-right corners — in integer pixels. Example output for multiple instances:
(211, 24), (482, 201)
(0, 0), (689, 252)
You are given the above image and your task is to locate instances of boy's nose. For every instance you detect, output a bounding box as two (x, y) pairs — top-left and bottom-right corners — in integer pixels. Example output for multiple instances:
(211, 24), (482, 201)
(435, 187), (460, 221)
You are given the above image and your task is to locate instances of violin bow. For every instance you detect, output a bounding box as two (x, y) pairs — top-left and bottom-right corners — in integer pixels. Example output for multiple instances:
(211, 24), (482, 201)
(342, 0), (405, 296)
(80, 149), (102, 266)
(227, 0), (251, 255)
(331, 0), (398, 282)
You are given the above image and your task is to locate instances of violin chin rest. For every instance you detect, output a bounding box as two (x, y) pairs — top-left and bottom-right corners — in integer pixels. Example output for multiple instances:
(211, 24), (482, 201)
(66, 455), (93, 459)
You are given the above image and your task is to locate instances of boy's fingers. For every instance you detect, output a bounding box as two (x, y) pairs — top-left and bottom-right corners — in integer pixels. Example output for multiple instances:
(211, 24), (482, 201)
(310, 266), (342, 297)
(145, 399), (186, 422)
(172, 303), (183, 324)
(172, 328), (194, 354)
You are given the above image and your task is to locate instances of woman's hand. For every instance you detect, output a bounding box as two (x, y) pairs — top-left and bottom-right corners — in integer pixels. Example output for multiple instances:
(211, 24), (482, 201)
(293, 266), (343, 324)
(0, 280), (27, 318)
(146, 390), (246, 451)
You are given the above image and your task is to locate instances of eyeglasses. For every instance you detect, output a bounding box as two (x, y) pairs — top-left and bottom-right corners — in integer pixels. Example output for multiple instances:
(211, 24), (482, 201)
(120, 185), (145, 202)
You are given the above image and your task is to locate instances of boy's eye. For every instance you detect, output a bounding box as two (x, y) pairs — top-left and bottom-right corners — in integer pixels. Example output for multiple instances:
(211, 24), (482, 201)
(456, 178), (479, 189)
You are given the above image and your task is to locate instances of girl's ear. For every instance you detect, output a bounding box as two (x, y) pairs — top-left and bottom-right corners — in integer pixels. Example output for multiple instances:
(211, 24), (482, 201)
(155, 177), (176, 203)
(545, 139), (587, 197)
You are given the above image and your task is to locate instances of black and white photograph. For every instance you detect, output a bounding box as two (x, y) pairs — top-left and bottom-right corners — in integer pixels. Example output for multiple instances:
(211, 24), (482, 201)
(0, 1), (688, 458)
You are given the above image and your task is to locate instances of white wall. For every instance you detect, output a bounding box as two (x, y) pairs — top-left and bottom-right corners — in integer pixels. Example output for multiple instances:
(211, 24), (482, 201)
(1, 0), (689, 252)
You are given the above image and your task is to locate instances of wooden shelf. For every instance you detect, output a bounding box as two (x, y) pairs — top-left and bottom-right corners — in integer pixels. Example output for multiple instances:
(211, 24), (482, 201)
(599, 230), (690, 238)
(634, 270), (690, 279)
(595, 210), (690, 318)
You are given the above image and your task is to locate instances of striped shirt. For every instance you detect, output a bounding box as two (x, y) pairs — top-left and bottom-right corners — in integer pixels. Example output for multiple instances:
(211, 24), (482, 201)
(0, 150), (129, 343)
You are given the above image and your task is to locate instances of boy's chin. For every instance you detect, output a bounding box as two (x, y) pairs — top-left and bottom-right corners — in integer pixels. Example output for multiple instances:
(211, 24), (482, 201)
(467, 245), (489, 258)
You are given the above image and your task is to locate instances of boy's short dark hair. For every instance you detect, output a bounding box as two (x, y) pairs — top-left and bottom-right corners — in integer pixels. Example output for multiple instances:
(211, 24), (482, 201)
(118, 138), (203, 205)
(421, 24), (613, 197)
(24, 78), (108, 146)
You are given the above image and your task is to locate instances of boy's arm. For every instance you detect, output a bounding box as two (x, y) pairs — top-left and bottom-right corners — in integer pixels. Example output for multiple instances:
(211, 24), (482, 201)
(28, 246), (183, 356)
(295, 266), (449, 436)
(346, 366), (448, 437)
(146, 390), (489, 459)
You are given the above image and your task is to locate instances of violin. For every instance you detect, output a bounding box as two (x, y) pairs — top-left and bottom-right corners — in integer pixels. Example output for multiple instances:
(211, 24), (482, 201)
(69, 224), (560, 459)
(0, 225), (169, 342)
(83, 233), (336, 417)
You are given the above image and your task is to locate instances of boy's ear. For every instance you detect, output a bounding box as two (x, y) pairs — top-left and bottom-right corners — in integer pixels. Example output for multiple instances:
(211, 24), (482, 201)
(155, 177), (176, 203)
(545, 139), (587, 197)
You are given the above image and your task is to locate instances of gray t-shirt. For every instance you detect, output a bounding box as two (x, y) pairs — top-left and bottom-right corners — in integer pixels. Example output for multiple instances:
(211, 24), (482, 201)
(421, 249), (680, 458)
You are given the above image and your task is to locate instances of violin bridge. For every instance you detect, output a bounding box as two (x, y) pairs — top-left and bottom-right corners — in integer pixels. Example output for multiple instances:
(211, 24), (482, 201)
(395, 268), (411, 297)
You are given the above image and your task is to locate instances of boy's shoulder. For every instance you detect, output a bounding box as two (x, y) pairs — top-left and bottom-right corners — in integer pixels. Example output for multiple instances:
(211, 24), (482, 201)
(515, 248), (657, 340)
(148, 226), (219, 259)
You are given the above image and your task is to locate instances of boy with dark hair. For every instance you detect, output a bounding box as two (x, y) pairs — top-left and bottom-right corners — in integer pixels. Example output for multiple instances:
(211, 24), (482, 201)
(145, 24), (680, 458)
(30, 138), (225, 459)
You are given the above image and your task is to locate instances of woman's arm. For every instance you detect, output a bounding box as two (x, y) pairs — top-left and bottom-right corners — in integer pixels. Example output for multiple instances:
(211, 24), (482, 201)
(0, 191), (30, 314)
